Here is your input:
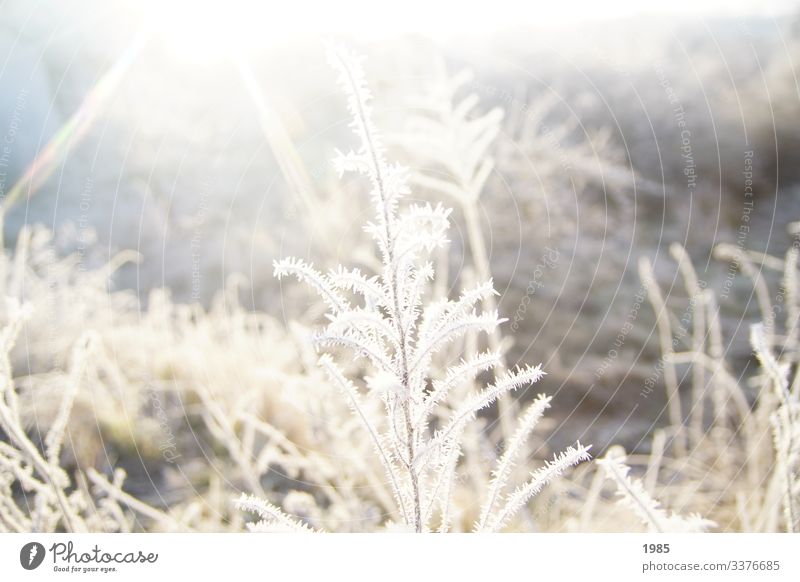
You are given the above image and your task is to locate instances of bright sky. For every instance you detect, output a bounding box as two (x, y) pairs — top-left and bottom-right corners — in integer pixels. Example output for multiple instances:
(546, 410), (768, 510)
(146, 0), (799, 33)
(313, 0), (799, 32)
(137, 0), (799, 60)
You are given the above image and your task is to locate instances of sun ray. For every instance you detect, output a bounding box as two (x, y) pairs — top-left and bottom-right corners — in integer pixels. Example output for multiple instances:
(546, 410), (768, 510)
(2, 30), (149, 212)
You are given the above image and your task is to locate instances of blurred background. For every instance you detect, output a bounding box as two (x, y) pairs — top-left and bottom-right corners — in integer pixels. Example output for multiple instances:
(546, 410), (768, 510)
(2, 0), (800, 525)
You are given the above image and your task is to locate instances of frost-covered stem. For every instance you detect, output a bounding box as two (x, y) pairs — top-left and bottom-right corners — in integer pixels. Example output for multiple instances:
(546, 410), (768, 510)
(0, 404), (80, 532)
(197, 384), (266, 497)
(477, 395), (550, 530)
(600, 453), (665, 532)
(671, 244), (705, 441)
(462, 203), (516, 442)
(336, 49), (422, 531)
(640, 258), (685, 455)
(783, 247), (800, 396)
(716, 243), (775, 345)
(319, 356), (409, 522)
(489, 444), (591, 532)
(776, 413), (799, 532)
(0, 312), (82, 532)
(88, 469), (185, 531)
(704, 291), (728, 429)
(235, 493), (315, 533)
(783, 247), (799, 356)
(403, 405), (422, 532)
(751, 325), (799, 533)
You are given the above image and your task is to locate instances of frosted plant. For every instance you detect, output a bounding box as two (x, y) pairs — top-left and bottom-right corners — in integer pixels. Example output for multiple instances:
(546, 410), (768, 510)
(0, 299), (90, 533)
(235, 493), (317, 533)
(751, 324), (799, 533)
(633, 233), (800, 531)
(597, 447), (715, 533)
(0, 299), (159, 533)
(266, 46), (590, 533)
(392, 70), (516, 439)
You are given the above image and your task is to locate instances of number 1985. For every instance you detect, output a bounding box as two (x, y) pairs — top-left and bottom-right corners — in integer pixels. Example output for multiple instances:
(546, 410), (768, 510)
(643, 543), (670, 554)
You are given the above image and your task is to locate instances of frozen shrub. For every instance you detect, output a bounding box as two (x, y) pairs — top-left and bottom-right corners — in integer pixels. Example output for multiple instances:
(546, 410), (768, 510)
(262, 46), (590, 533)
